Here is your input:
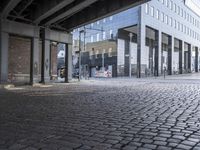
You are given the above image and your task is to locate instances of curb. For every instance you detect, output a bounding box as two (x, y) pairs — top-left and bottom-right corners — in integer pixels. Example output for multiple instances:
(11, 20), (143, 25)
(0, 84), (15, 89)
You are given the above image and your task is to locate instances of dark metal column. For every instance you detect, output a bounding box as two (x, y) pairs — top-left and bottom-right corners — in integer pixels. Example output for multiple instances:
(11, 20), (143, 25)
(188, 44), (191, 72)
(195, 46), (198, 72)
(154, 30), (159, 76)
(168, 35), (172, 75)
(124, 40), (129, 76)
(136, 7), (142, 78)
(179, 40), (183, 74)
(64, 43), (68, 83)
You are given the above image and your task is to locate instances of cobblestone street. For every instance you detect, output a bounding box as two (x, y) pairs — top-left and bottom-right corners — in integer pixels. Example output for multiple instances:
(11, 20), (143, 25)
(1, 78), (200, 150)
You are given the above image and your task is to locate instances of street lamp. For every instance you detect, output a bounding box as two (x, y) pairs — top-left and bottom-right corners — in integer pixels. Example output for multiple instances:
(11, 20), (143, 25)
(129, 32), (133, 78)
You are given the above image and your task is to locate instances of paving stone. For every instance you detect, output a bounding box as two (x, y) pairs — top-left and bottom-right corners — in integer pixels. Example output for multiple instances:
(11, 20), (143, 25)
(1, 78), (200, 150)
(176, 144), (192, 150)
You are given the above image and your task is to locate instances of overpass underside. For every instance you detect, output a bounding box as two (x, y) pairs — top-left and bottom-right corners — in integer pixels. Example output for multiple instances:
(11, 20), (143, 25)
(0, 0), (148, 84)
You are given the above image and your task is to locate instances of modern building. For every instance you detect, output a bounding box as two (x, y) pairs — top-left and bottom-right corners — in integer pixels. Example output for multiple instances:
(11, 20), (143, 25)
(73, 0), (200, 78)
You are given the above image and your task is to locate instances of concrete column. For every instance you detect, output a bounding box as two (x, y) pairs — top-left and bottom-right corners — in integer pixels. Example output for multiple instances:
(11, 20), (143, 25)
(64, 43), (68, 83)
(31, 37), (40, 84)
(195, 46), (198, 72)
(137, 6), (145, 78)
(171, 36), (174, 74)
(155, 30), (159, 76)
(124, 40), (129, 76)
(0, 25), (9, 83)
(188, 44), (191, 72)
(158, 30), (162, 75)
(179, 40), (183, 74)
(182, 41), (185, 73)
(168, 35), (172, 75)
(41, 28), (50, 83)
(68, 44), (72, 81)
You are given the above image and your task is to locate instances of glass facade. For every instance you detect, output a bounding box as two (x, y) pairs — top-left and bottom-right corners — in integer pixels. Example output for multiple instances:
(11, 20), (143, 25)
(72, 0), (200, 78)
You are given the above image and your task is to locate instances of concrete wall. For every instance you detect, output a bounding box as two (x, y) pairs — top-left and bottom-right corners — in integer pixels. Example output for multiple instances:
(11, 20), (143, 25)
(0, 20), (73, 84)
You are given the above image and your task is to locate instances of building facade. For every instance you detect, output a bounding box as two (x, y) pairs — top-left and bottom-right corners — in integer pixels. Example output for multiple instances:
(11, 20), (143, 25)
(73, 0), (200, 78)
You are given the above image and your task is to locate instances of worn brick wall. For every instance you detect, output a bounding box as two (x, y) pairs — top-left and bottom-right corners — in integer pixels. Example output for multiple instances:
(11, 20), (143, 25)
(8, 36), (31, 83)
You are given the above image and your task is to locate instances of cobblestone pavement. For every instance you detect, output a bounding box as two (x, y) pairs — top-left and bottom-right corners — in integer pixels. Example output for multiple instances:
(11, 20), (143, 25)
(1, 78), (200, 150)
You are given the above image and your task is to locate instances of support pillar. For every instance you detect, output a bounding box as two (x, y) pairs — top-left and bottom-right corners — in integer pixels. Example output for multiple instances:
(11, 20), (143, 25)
(68, 44), (72, 81)
(168, 35), (172, 75)
(0, 21), (9, 83)
(124, 40), (129, 76)
(195, 46), (198, 72)
(64, 43), (68, 83)
(31, 36), (40, 84)
(158, 31), (162, 75)
(154, 30), (159, 76)
(188, 44), (191, 72)
(137, 6), (145, 78)
(179, 40), (183, 74)
(171, 36), (174, 74)
(182, 41), (185, 73)
(41, 28), (50, 83)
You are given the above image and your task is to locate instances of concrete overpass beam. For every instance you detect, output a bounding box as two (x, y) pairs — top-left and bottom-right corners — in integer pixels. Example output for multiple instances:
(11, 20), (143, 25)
(34, 0), (74, 24)
(1, 0), (22, 18)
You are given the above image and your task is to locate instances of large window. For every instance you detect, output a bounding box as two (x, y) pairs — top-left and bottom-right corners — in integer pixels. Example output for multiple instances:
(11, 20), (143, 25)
(150, 6), (154, 17)
(145, 3), (149, 14)
(156, 9), (159, 19)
